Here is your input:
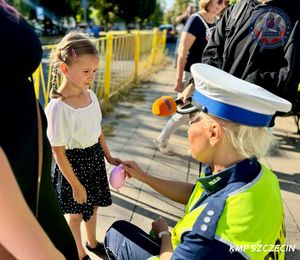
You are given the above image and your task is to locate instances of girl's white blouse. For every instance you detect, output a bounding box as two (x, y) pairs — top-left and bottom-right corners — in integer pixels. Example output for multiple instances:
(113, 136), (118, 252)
(45, 89), (102, 149)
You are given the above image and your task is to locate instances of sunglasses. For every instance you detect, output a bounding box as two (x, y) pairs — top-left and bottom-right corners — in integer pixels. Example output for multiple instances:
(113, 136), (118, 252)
(188, 106), (208, 126)
(217, 0), (229, 5)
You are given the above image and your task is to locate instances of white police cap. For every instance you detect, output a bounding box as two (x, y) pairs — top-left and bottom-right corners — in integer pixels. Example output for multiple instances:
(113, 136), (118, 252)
(184, 63), (292, 127)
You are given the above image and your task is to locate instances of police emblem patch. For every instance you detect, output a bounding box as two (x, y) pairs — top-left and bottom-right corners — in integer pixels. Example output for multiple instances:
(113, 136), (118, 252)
(249, 6), (291, 49)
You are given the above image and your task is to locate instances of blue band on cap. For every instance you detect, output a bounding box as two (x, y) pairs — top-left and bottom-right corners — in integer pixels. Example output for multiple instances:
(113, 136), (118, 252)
(192, 90), (272, 127)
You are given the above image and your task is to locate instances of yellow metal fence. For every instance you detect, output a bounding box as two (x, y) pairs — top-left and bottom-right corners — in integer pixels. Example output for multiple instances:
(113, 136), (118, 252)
(33, 29), (167, 107)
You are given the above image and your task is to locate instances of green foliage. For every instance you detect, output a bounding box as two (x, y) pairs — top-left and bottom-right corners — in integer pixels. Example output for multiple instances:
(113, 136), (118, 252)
(89, 0), (116, 26)
(149, 2), (164, 26)
(229, 0), (239, 5)
(174, 0), (190, 15)
(9, 0), (76, 19)
(8, 0), (33, 18)
(115, 113), (131, 119)
(163, 0), (190, 24)
(90, 0), (158, 28)
(102, 123), (116, 137)
(163, 9), (176, 24)
(39, 0), (75, 17)
(139, 0), (156, 23)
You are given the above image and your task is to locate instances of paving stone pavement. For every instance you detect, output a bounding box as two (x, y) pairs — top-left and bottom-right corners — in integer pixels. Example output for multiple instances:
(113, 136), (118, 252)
(80, 64), (300, 260)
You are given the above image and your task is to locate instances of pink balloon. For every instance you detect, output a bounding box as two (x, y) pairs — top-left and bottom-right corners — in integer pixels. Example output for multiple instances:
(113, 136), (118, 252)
(109, 165), (126, 191)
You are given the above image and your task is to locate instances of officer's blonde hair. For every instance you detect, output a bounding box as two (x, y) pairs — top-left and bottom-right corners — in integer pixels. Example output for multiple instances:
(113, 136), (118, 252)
(202, 112), (277, 159)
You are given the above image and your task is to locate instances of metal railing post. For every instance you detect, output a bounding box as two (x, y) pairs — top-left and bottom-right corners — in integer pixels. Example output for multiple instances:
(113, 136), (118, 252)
(134, 31), (141, 81)
(162, 29), (167, 52)
(33, 65), (41, 98)
(104, 33), (113, 101)
(151, 28), (158, 65)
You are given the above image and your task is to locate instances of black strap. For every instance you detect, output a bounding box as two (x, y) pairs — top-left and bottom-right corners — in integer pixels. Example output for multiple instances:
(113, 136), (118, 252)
(29, 75), (43, 217)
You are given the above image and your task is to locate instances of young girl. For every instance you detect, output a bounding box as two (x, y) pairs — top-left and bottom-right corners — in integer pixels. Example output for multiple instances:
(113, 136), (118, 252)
(45, 32), (122, 260)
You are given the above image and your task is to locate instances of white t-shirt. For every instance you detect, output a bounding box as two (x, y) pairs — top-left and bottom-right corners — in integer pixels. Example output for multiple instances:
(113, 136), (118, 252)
(45, 89), (102, 149)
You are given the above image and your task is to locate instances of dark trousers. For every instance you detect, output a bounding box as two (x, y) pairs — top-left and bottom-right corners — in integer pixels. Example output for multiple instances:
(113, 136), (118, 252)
(104, 220), (161, 260)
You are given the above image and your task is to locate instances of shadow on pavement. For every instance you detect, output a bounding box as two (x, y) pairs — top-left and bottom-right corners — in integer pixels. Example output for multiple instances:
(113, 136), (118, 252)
(111, 193), (180, 227)
(286, 249), (300, 260)
(274, 171), (300, 195)
(273, 132), (300, 154)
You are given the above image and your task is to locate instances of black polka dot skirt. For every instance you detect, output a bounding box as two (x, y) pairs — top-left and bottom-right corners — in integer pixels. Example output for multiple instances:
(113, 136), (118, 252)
(53, 142), (112, 222)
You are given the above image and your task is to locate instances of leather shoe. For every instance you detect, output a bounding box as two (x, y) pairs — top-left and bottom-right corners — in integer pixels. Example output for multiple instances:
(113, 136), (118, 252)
(86, 241), (106, 257)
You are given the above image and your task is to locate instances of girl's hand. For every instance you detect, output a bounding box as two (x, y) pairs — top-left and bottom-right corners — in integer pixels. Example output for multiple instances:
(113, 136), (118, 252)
(71, 182), (87, 204)
(151, 216), (169, 236)
(107, 157), (122, 166)
(121, 161), (147, 181)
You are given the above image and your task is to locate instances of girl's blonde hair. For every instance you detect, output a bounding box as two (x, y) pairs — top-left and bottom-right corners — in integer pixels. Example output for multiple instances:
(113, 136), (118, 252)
(50, 31), (98, 99)
(202, 112), (277, 159)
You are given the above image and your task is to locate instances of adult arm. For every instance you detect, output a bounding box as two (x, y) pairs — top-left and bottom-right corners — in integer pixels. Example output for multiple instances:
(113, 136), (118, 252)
(121, 161), (194, 204)
(151, 217), (173, 260)
(175, 12), (188, 24)
(174, 31), (196, 93)
(160, 234), (173, 260)
(180, 9), (231, 94)
(201, 5), (232, 68)
(149, 222), (242, 260)
(175, 14), (208, 93)
(52, 146), (87, 204)
(0, 148), (65, 260)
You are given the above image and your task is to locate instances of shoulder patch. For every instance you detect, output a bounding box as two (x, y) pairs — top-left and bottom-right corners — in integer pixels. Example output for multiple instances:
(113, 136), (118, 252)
(249, 6), (292, 49)
(192, 197), (226, 240)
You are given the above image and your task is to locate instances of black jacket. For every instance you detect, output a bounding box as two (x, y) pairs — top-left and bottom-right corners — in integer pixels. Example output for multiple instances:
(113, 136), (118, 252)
(0, 8), (79, 259)
(202, 0), (300, 104)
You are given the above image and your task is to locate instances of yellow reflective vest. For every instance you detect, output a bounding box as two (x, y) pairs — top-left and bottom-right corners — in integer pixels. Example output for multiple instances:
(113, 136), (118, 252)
(171, 164), (285, 260)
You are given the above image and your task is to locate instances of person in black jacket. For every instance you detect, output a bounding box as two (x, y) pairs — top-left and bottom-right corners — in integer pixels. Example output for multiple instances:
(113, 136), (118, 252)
(0, 1), (79, 259)
(183, 0), (300, 124)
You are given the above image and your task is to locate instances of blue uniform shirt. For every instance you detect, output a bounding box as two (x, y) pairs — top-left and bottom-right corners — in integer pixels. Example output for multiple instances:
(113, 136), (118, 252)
(171, 157), (261, 260)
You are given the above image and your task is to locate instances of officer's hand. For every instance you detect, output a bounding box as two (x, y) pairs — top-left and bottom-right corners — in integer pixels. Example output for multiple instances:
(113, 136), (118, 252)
(121, 161), (147, 181)
(152, 216), (169, 235)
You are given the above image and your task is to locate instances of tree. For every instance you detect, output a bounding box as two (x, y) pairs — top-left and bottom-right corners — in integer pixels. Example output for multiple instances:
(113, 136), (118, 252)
(91, 0), (157, 30)
(162, 0), (190, 25)
(8, 0), (76, 19)
(173, 0), (190, 16)
(139, 0), (156, 24)
(90, 0), (117, 26)
(8, 0), (36, 18)
(39, 0), (75, 17)
(148, 1), (164, 27)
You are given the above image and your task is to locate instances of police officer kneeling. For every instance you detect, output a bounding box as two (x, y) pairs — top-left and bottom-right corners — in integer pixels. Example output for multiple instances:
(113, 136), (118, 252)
(104, 64), (291, 260)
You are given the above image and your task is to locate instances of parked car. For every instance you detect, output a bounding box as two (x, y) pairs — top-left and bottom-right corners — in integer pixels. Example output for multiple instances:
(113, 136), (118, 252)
(159, 24), (177, 42)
